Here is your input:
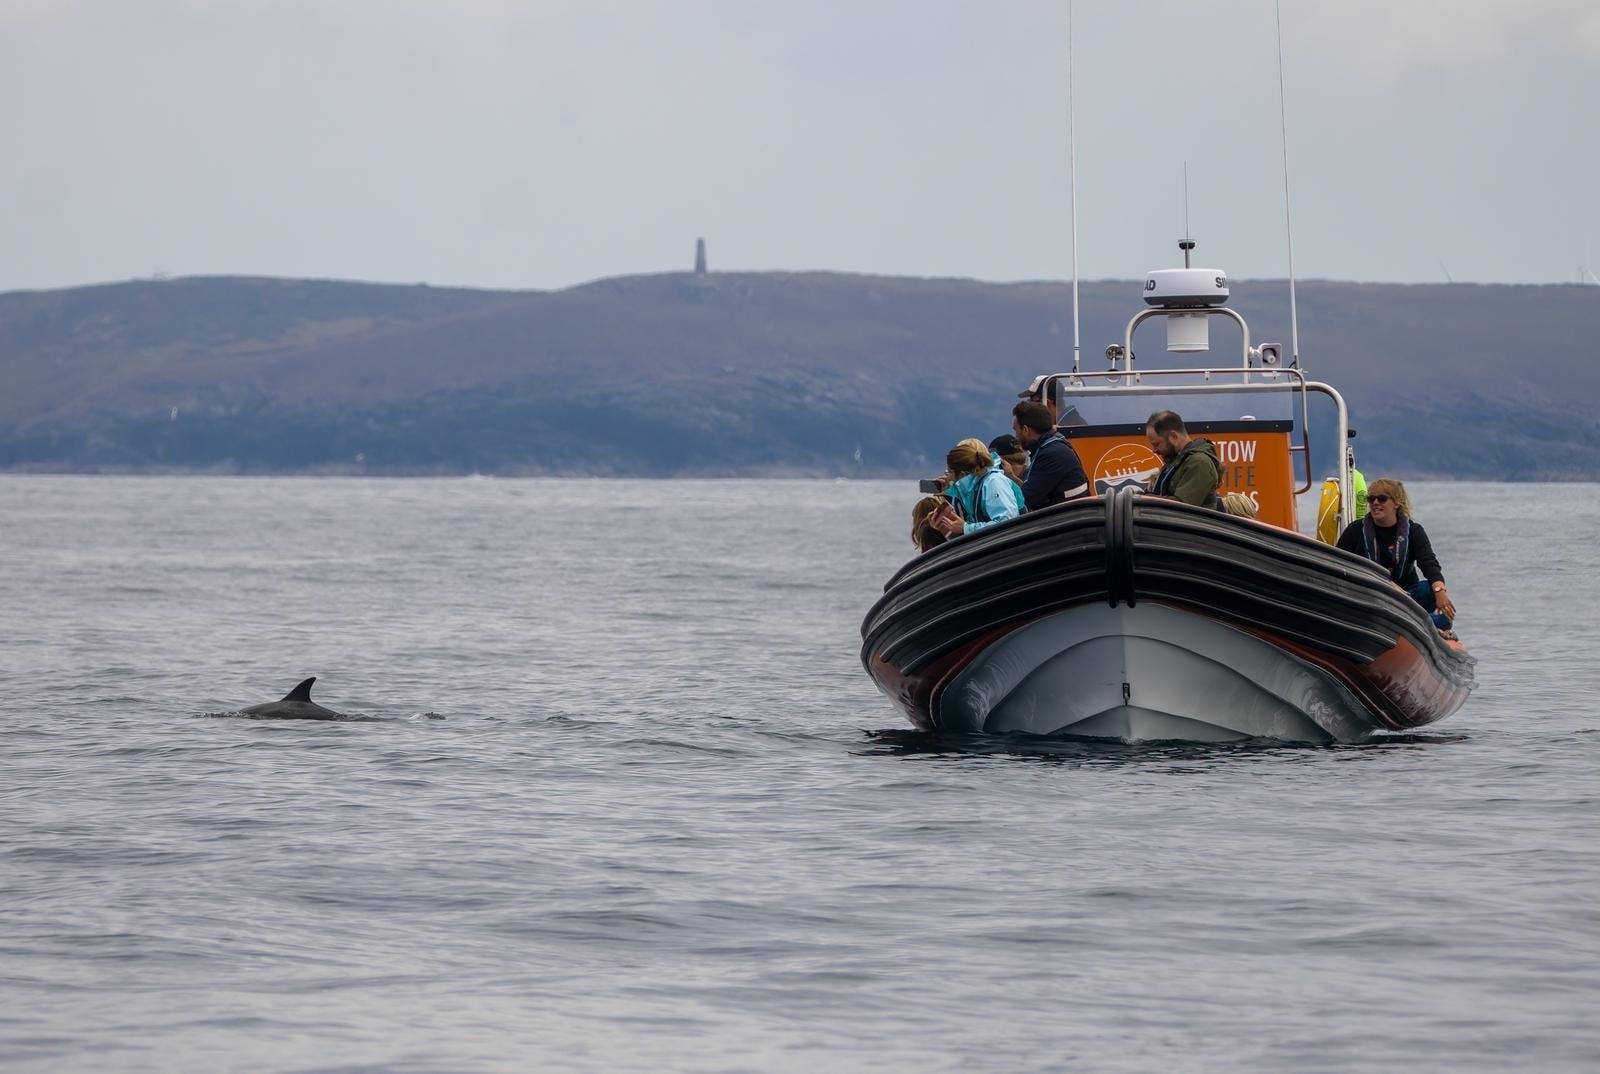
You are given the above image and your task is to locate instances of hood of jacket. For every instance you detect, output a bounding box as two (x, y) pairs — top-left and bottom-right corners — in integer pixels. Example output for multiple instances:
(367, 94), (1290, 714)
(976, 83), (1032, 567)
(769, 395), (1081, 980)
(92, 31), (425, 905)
(1178, 437), (1220, 467)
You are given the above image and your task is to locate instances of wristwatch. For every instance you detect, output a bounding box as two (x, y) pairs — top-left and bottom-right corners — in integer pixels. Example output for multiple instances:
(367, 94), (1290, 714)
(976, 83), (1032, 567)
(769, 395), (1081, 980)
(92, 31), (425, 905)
(1431, 582), (1446, 592)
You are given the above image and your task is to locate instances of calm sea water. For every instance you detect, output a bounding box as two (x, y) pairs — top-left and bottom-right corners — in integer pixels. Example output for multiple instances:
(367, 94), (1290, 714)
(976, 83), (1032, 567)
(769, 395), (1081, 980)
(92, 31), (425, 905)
(1, 476), (1596, 1073)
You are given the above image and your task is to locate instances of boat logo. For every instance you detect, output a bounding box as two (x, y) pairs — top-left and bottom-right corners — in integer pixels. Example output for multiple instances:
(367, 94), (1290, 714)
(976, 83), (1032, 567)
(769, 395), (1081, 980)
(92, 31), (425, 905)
(1093, 442), (1162, 495)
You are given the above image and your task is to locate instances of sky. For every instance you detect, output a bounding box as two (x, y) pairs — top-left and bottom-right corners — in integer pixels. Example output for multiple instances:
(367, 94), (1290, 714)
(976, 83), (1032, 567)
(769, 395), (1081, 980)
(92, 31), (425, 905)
(2, 0), (1597, 293)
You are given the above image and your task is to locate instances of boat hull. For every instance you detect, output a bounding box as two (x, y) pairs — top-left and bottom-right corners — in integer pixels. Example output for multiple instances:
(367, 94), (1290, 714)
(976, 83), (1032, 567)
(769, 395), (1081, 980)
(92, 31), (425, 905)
(937, 602), (1373, 742)
(861, 490), (1475, 744)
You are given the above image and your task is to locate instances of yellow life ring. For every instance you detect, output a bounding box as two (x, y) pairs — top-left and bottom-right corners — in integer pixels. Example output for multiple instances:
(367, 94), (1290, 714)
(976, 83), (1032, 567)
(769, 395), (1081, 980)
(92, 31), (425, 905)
(1316, 477), (1341, 545)
(1316, 469), (1369, 544)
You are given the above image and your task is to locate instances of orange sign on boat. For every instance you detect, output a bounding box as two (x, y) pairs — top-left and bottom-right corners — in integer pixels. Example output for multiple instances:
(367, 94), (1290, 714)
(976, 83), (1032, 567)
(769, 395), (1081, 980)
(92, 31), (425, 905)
(1065, 421), (1298, 529)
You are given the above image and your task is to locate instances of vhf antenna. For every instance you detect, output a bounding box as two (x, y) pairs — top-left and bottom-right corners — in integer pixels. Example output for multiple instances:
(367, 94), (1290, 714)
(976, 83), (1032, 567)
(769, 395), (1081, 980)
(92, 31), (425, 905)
(1068, 0), (1081, 373)
(1183, 161), (1191, 261)
(1274, 0), (1301, 369)
(1179, 164), (1195, 268)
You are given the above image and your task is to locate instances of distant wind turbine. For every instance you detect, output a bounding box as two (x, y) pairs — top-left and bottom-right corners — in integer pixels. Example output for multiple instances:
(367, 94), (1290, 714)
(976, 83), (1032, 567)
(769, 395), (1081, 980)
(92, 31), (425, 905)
(1439, 260), (1454, 284)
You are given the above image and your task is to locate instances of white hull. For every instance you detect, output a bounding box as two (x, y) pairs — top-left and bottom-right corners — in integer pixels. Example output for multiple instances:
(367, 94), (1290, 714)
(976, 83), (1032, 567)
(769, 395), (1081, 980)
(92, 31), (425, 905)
(937, 603), (1379, 743)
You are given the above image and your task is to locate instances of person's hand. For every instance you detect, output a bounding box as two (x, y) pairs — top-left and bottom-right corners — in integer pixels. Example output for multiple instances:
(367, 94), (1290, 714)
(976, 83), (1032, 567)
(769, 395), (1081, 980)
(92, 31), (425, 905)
(931, 503), (964, 537)
(1434, 585), (1456, 621)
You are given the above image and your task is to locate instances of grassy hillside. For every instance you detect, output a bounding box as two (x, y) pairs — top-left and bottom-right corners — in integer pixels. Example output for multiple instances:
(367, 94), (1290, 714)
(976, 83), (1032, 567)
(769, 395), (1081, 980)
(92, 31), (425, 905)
(0, 272), (1594, 477)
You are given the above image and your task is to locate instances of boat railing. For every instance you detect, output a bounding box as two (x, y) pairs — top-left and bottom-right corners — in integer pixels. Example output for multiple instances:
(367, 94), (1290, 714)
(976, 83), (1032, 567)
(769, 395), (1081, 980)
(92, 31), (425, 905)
(1038, 306), (1355, 528)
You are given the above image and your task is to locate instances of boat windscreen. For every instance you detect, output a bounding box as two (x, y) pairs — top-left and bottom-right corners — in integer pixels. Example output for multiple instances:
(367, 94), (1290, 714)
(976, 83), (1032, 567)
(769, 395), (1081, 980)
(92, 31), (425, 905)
(1052, 385), (1298, 431)
(1052, 384), (1305, 529)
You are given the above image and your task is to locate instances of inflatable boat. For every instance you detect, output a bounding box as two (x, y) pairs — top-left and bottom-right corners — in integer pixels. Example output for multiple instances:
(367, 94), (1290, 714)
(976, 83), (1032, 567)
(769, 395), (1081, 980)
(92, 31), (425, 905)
(860, 256), (1476, 743)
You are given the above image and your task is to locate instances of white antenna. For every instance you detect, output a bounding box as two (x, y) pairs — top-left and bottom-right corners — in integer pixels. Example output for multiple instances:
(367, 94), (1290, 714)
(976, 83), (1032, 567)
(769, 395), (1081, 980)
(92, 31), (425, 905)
(1183, 161), (1191, 243)
(1068, 0), (1081, 373)
(1273, 0), (1300, 369)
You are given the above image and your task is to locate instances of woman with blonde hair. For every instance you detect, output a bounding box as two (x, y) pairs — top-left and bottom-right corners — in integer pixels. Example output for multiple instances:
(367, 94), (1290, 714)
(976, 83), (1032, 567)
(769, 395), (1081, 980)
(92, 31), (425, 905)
(1221, 491), (1259, 518)
(930, 439), (1022, 539)
(1335, 477), (1457, 631)
(959, 436), (1025, 516)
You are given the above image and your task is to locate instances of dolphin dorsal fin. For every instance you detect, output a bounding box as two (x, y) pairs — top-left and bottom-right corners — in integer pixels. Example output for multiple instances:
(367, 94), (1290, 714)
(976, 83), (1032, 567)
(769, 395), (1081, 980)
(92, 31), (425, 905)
(283, 677), (317, 702)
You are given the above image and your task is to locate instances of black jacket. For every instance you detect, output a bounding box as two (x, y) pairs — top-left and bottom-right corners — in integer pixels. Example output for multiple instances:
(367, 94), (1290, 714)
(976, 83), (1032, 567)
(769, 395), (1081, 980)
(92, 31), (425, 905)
(1337, 515), (1444, 588)
(1021, 432), (1089, 513)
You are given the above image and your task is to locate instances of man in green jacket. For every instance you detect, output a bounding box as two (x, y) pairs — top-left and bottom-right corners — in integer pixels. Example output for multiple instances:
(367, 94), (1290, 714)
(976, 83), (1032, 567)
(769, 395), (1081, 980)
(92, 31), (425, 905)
(1145, 410), (1222, 508)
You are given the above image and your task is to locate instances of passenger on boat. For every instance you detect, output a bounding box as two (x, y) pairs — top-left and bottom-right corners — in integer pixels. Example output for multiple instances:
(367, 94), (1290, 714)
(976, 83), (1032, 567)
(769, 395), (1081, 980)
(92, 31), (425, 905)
(986, 434), (1031, 491)
(1347, 431), (1370, 518)
(1145, 410), (1223, 508)
(911, 496), (949, 553)
(1017, 377), (1088, 431)
(1011, 402), (1090, 511)
(1335, 478), (1457, 629)
(1221, 492), (1259, 518)
(953, 436), (1021, 516)
(929, 441), (1023, 538)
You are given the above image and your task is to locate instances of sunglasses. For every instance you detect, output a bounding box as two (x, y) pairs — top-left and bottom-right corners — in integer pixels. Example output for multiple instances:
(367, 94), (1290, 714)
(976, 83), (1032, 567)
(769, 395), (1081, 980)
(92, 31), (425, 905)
(1368, 494), (1391, 504)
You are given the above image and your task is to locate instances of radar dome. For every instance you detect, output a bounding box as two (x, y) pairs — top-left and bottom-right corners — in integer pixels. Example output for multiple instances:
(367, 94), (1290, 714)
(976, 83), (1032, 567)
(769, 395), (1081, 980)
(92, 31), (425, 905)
(1143, 268), (1229, 308)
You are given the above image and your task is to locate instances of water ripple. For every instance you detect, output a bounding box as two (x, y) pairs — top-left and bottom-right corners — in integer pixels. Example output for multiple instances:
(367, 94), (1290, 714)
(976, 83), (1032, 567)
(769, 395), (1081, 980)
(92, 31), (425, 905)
(0, 476), (1594, 1073)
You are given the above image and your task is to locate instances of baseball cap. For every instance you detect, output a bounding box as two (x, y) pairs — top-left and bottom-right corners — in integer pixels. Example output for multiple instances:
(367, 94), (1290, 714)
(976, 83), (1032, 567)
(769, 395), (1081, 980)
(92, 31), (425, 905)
(988, 434), (1024, 457)
(1017, 375), (1049, 400)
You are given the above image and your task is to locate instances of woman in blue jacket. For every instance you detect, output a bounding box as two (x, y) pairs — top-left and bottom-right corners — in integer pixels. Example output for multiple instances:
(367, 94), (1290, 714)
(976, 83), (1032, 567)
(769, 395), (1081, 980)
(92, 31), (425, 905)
(932, 440), (1022, 538)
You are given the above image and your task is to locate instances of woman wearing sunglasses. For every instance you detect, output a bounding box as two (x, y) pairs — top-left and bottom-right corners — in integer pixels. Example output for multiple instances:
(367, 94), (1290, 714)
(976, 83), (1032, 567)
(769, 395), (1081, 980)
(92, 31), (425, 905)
(1335, 478), (1457, 632)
